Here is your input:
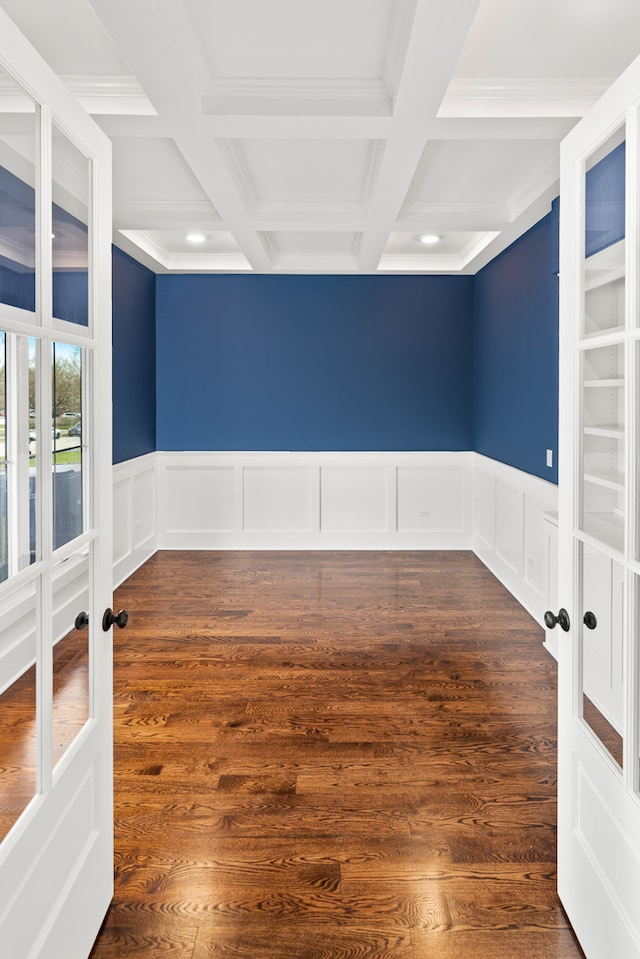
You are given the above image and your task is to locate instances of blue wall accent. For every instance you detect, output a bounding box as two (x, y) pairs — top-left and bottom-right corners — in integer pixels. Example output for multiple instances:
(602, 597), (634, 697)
(585, 141), (625, 258)
(112, 247), (156, 464)
(0, 164), (35, 311)
(0, 162), (90, 321)
(473, 199), (559, 483)
(156, 275), (473, 452)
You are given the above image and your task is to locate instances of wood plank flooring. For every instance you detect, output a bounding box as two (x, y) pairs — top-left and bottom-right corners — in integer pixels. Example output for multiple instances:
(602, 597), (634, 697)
(89, 550), (585, 959)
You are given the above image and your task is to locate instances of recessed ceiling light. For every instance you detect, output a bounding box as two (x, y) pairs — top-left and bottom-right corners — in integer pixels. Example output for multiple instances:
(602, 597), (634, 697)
(186, 232), (206, 243)
(418, 233), (440, 245)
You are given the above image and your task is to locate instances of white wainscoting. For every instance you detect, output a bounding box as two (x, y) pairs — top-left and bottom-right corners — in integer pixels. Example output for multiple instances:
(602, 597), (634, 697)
(472, 453), (558, 634)
(156, 451), (473, 551)
(110, 451), (559, 645)
(112, 452), (158, 587)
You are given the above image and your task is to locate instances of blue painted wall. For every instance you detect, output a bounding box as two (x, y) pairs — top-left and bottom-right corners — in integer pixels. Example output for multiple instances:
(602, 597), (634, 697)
(112, 247), (156, 464)
(473, 199), (559, 483)
(155, 275), (473, 452)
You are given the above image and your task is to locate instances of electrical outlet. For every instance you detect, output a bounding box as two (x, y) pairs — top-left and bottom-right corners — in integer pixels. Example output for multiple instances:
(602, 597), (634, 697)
(546, 449), (553, 468)
(417, 509), (430, 518)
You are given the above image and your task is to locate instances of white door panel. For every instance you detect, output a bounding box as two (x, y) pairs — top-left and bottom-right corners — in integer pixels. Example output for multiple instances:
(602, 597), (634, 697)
(556, 49), (640, 959)
(0, 9), (114, 958)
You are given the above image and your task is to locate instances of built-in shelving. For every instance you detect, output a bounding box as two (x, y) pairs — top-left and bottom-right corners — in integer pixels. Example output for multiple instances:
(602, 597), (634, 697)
(584, 239), (625, 289)
(583, 424), (624, 438)
(584, 470), (625, 492)
(583, 239), (625, 338)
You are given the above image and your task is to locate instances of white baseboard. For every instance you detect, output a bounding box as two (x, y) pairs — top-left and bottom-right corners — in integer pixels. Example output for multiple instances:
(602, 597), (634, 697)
(111, 450), (559, 641)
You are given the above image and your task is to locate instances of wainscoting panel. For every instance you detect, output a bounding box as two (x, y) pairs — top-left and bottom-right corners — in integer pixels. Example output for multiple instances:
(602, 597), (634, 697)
(496, 480), (524, 578)
(473, 469), (496, 552)
(472, 454), (558, 628)
(164, 465), (235, 535)
(157, 452), (472, 550)
(321, 467), (389, 533)
(112, 454), (158, 587)
(397, 467), (466, 533)
(244, 467), (315, 533)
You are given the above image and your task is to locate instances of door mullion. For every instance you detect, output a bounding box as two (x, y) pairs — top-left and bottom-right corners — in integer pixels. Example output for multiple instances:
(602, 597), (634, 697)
(35, 105), (53, 795)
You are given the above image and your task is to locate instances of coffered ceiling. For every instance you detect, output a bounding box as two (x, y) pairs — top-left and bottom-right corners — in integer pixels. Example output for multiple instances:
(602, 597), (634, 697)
(2, 0), (640, 274)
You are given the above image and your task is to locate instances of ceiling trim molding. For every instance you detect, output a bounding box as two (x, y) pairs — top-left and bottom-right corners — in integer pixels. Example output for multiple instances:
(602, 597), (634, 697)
(382, 0), (418, 99)
(202, 77), (392, 117)
(397, 200), (509, 230)
(118, 228), (252, 271)
(507, 157), (559, 222)
(272, 253), (359, 273)
(59, 75), (157, 115)
(439, 76), (615, 118)
(378, 230), (499, 273)
(113, 199), (221, 229)
(0, 236), (34, 269)
(215, 139), (258, 213)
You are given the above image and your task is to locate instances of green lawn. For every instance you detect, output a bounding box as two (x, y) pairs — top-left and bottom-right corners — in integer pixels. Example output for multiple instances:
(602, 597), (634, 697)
(28, 449), (82, 467)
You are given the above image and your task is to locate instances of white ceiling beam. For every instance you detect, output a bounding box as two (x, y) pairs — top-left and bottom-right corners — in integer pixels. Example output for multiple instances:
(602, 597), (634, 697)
(439, 77), (614, 118)
(357, 0), (483, 272)
(95, 108), (574, 144)
(87, 0), (272, 271)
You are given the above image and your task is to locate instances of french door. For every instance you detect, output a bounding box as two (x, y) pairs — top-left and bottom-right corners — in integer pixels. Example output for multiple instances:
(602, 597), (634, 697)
(556, 49), (640, 959)
(0, 9), (114, 958)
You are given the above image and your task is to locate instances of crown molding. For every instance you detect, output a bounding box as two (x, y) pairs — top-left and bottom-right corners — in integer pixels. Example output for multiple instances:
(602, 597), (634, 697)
(507, 156), (559, 222)
(377, 230), (499, 273)
(113, 199), (221, 229)
(117, 228), (251, 272)
(0, 236), (34, 270)
(59, 75), (157, 115)
(272, 252), (359, 273)
(397, 200), (509, 231)
(439, 77), (615, 118)
(202, 77), (392, 117)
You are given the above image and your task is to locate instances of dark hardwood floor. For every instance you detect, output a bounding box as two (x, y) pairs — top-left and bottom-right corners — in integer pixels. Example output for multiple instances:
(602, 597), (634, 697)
(89, 550), (585, 959)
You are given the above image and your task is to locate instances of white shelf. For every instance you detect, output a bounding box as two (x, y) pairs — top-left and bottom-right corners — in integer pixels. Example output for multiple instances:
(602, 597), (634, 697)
(582, 511), (625, 553)
(584, 470), (625, 492)
(584, 424), (624, 439)
(584, 378), (624, 388)
(584, 239), (625, 291)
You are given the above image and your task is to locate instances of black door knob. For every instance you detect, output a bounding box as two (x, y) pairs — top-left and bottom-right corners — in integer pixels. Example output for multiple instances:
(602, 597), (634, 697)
(75, 611), (89, 630)
(583, 611), (597, 630)
(102, 608), (128, 632)
(544, 608), (571, 632)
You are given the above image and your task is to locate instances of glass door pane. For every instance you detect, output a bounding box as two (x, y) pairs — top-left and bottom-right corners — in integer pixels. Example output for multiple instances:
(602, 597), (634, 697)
(1, 330), (38, 582)
(52, 341), (83, 550)
(580, 541), (624, 767)
(52, 125), (90, 329)
(580, 124), (627, 554)
(0, 65), (37, 316)
(580, 342), (625, 551)
(51, 544), (91, 768)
